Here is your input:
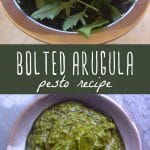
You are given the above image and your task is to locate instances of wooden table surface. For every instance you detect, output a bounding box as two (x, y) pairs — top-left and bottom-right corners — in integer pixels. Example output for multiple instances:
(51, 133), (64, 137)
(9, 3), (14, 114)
(0, 94), (149, 150)
(0, 3), (150, 44)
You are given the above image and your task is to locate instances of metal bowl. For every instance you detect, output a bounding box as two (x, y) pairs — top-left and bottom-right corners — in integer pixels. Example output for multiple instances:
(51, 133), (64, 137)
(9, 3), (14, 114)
(0, 0), (149, 44)
(7, 94), (141, 150)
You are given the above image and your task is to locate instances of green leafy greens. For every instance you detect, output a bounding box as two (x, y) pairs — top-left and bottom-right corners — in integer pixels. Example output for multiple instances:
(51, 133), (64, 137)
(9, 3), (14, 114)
(19, 0), (135, 37)
(26, 102), (125, 150)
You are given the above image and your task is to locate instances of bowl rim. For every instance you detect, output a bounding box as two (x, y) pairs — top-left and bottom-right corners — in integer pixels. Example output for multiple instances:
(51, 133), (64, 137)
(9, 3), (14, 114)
(13, 0), (138, 34)
(0, 0), (149, 44)
(7, 94), (142, 150)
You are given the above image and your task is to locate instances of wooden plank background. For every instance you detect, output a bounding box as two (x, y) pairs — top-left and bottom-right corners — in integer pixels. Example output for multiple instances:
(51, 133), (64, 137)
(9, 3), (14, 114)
(0, 94), (149, 150)
(0, 4), (150, 44)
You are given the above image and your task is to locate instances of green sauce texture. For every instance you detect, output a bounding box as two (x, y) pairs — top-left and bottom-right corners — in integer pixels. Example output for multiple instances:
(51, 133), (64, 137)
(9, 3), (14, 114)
(26, 102), (124, 150)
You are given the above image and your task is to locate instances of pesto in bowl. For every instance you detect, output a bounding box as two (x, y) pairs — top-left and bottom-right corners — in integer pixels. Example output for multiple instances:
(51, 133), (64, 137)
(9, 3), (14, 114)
(26, 101), (124, 150)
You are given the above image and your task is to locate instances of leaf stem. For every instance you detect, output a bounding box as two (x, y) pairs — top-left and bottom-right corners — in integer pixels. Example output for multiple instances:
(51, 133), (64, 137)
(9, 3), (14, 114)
(77, 0), (98, 12)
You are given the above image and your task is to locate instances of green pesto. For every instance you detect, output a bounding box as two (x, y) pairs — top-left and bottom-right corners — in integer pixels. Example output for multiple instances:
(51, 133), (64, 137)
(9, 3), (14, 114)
(26, 102), (124, 150)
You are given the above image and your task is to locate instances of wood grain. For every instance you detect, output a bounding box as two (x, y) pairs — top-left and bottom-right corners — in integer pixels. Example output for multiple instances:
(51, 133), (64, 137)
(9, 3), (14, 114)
(0, 3), (149, 44)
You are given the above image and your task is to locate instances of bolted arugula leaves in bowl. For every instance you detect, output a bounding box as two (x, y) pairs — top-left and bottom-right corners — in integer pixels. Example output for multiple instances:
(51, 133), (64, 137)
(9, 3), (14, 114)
(18, 0), (135, 37)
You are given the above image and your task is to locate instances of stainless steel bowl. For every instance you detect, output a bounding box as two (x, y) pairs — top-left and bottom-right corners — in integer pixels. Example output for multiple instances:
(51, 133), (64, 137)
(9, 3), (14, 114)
(0, 0), (149, 44)
(7, 94), (142, 150)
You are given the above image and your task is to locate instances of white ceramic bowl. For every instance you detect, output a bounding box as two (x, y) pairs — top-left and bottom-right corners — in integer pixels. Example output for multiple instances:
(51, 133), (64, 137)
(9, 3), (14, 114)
(7, 94), (142, 150)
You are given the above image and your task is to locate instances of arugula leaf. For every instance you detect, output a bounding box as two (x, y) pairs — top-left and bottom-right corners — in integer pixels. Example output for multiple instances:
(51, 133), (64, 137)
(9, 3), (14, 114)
(36, 0), (50, 9)
(108, 5), (121, 21)
(63, 11), (88, 31)
(92, 0), (111, 9)
(78, 18), (109, 37)
(16, 0), (21, 3)
(65, 5), (71, 17)
(31, 1), (60, 20)
(32, 0), (77, 20)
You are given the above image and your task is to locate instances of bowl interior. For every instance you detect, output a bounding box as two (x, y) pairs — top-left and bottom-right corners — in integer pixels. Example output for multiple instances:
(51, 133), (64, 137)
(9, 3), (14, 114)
(1, 0), (148, 44)
(7, 94), (141, 150)
(15, 0), (138, 34)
